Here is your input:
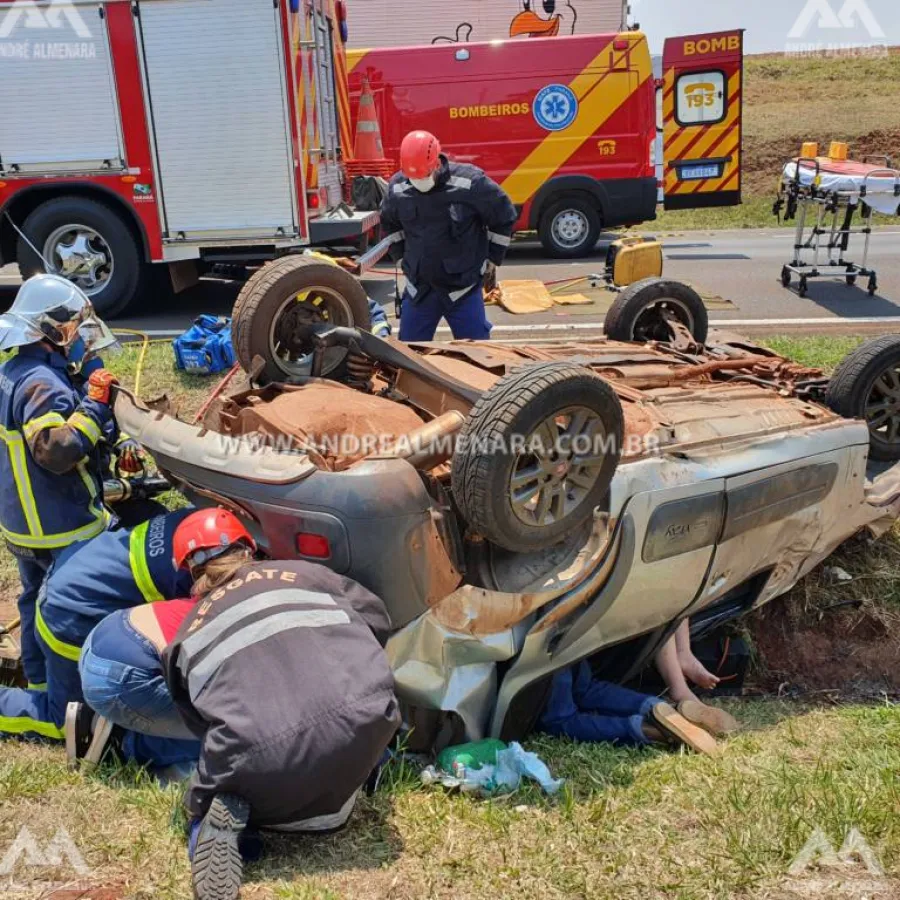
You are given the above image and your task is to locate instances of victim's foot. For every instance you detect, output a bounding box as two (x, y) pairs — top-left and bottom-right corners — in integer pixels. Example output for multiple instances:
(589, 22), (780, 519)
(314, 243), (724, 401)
(679, 652), (720, 691)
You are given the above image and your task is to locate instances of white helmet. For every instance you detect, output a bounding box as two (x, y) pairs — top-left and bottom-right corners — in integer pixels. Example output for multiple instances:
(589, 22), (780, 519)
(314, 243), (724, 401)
(0, 274), (117, 354)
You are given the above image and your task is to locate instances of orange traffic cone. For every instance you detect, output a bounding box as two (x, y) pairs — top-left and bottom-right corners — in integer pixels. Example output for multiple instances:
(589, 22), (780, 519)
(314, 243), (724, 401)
(354, 78), (384, 160)
(345, 78), (394, 180)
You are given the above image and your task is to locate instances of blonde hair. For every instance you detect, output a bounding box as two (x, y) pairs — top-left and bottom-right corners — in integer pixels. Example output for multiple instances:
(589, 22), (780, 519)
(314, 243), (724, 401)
(191, 545), (254, 597)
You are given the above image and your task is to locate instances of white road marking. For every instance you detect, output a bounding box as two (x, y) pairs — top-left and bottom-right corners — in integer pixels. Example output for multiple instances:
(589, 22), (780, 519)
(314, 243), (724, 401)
(127, 314), (900, 340)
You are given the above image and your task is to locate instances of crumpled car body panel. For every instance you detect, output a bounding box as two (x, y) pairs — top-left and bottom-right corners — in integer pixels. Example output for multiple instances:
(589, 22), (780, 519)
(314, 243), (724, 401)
(114, 334), (900, 742)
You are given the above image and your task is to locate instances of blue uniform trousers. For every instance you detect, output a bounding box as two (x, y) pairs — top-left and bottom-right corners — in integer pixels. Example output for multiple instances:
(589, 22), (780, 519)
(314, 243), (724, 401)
(15, 552), (57, 689)
(398, 285), (492, 341)
(0, 623), (80, 741)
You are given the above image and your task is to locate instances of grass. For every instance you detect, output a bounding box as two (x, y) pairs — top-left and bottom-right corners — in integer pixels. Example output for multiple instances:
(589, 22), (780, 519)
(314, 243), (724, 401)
(0, 701), (896, 898)
(643, 49), (900, 231)
(1, 337), (899, 898)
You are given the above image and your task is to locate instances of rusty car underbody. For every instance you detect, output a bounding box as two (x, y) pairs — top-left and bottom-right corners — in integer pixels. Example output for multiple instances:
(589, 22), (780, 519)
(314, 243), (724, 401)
(116, 329), (900, 743)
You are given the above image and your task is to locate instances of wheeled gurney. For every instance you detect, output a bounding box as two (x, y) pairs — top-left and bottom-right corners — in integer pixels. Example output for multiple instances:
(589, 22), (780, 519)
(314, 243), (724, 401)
(775, 151), (900, 297)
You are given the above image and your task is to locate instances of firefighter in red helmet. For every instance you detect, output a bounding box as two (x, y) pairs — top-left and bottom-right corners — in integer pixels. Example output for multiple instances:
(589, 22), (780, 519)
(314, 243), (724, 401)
(77, 507), (399, 900)
(381, 130), (517, 341)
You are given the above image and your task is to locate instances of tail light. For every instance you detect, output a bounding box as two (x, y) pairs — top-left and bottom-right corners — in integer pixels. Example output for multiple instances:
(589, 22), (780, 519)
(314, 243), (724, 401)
(308, 192), (321, 210)
(296, 533), (331, 559)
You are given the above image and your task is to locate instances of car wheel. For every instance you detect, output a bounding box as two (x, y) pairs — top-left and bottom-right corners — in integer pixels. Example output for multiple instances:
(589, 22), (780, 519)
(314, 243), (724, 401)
(451, 361), (624, 552)
(17, 196), (144, 318)
(232, 255), (371, 383)
(538, 197), (602, 258)
(826, 334), (900, 461)
(604, 277), (709, 344)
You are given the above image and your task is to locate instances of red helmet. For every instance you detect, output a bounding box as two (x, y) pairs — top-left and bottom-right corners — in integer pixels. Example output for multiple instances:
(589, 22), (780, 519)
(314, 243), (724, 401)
(172, 508), (256, 571)
(400, 130), (441, 180)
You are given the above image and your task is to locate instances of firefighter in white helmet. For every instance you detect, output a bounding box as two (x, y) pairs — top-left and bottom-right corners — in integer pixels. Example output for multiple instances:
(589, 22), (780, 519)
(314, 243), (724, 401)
(0, 274), (123, 689)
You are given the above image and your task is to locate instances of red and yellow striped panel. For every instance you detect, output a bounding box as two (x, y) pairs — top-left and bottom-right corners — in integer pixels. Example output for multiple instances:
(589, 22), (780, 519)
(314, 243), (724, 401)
(500, 35), (652, 205)
(330, 12), (354, 160)
(290, 10), (310, 189)
(663, 69), (742, 196)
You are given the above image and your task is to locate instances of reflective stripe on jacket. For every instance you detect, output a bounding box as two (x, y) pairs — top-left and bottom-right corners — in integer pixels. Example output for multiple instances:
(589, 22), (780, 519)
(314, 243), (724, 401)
(164, 560), (400, 825)
(380, 156), (517, 296)
(36, 511), (194, 660)
(0, 345), (113, 551)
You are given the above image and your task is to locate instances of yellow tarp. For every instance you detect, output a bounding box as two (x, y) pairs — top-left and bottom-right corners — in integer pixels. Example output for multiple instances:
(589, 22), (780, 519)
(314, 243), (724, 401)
(490, 280), (554, 314)
(551, 292), (592, 306)
(483, 279), (735, 316)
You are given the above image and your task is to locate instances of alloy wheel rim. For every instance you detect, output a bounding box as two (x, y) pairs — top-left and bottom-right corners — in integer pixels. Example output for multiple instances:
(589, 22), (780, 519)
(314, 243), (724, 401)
(509, 405), (608, 526)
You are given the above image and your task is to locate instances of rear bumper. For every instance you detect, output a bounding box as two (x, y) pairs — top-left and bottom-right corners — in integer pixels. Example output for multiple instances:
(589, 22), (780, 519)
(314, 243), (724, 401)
(112, 388), (447, 629)
(309, 207), (380, 243)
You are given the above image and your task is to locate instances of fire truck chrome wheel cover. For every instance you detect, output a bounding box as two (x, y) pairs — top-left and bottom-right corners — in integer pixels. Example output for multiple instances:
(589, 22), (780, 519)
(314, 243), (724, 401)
(510, 405), (608, 527)
(551, 209), (590, 250)
(43, 225), (114, 297)
(268, 286), (354, 377)
(633, 298), (695, 342)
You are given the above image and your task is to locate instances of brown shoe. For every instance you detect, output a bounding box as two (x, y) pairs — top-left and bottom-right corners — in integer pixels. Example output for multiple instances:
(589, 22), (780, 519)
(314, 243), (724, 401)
(677, 700), (740, 737)
(649, 702), (720, 757)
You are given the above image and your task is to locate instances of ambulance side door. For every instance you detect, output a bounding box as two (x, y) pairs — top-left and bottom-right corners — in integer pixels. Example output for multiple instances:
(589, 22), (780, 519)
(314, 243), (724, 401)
(661, 30), (744, 210)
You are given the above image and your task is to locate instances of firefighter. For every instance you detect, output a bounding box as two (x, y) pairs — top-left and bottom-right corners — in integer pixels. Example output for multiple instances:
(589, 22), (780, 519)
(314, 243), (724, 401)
(0, 510), (193, 743)
(381, 130), (517, 341)
(77, 508), (400, 900)
(0, 274), (121, 690)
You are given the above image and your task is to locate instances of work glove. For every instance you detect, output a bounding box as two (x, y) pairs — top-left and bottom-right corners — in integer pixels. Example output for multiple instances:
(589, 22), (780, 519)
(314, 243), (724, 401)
(483, 261), (498, 293)
(115, 438), (146, 475)
(86, 369), (119, 405)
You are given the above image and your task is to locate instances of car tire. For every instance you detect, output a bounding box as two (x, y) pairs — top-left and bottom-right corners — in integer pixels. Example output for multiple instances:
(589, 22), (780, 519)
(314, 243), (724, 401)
(538, 196), (602, 258)
(604, 277), (709, 344)
(826, 334), (900, 461)
(232, 255), (371, 384)
(451, 361), (624, 552)
(17, 196), (144, 318)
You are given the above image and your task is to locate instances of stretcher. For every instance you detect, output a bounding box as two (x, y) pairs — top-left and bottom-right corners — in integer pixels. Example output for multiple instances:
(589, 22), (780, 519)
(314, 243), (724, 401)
(775, 154), (900, 297)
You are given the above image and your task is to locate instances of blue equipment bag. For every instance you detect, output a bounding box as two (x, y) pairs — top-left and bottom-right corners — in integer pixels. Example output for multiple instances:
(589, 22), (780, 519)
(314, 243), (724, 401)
(172, 316), (235, 375)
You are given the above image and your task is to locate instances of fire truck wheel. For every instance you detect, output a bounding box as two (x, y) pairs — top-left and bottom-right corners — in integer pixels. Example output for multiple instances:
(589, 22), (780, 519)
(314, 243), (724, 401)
(232, 255), (371, 383)
(17, 196), (144, 318)
(604, 278), (709, 344)
(538, 197), (602, 258)
(451, 361), (624, 552)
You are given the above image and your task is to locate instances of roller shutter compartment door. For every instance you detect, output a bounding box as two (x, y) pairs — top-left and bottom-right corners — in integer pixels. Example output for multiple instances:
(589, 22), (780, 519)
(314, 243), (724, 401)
(0, 4), (123, 172)
(136, 0), (297, 238)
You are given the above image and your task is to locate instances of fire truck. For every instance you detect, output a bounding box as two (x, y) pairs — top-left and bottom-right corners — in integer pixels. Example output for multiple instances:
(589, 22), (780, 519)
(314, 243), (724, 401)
(0, 0), (376, 316)
(348, 29), (744, 257)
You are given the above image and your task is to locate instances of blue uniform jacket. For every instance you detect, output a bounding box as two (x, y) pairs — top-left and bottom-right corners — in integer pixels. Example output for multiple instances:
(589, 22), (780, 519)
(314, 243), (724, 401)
(0, 345), (114, 552)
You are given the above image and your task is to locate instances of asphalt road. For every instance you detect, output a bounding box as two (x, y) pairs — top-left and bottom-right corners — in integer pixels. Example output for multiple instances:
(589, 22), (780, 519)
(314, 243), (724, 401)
(3, 227), (900, 336)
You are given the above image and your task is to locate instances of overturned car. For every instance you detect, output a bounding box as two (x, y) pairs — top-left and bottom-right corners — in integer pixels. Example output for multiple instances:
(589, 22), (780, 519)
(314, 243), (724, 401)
(116, 259), (900, 747)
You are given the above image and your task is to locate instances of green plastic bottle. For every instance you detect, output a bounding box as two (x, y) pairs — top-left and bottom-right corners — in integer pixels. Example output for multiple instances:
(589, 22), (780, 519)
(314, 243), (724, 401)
(437, 739), (507, 779)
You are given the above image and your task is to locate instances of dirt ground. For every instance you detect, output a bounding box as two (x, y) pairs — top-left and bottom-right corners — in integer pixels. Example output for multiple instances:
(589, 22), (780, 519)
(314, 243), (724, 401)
(751, 602), (900, 697)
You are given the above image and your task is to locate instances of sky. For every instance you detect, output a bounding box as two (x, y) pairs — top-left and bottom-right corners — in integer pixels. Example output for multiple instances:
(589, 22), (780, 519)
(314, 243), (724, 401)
(631, 0), (899, 54)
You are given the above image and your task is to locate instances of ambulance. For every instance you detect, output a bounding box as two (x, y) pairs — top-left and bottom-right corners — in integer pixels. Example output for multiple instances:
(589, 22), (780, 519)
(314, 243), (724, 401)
(348, 29), (744, 257)
(0, 0), (373, 317)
